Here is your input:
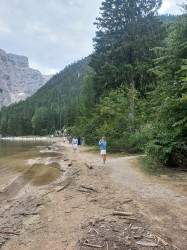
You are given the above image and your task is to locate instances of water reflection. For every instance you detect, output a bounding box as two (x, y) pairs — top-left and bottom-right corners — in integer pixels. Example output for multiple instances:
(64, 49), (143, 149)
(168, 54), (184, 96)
(0, 140), (61, 188)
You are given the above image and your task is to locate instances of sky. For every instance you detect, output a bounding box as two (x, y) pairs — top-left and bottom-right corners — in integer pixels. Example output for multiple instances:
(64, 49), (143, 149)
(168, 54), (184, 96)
(0, 0), (185, 75)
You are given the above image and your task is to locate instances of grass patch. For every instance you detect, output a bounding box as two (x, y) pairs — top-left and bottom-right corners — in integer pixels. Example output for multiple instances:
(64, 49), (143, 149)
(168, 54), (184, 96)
(86, 146), (142, 157)
(108, 152), (142, 157)
(138, 156), (178, 177)
(86, 146), (99, 154)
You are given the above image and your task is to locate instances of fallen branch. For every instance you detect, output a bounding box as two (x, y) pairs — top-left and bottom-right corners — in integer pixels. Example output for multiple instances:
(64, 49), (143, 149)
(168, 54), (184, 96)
(42, 190), (55, 197)
(120, 199), (133, 204)
(157, 236), (168, 246)
(136, 241), (157, 247)
(81, 185), (97, 192)
(89, 228), (104, 237)
(133, 234), (143, 239)
(113, 211), (133, 216)
(82, 242), (103, 248)
(125, 223), (132, 231)
(119, 217), (138, 221)
(106, 242), (109, 250)
(78, 189), (91, 193)
(56, 182), (70, 192)
(0, 230), (20, 235)
(19, 212), (38, 216)
(85, 162), (93, 169)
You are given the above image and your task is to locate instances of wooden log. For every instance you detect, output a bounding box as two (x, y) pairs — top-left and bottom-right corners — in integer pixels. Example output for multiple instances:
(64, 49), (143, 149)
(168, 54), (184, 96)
(113, 211), (133, 216)
(85, 162), (93, 169)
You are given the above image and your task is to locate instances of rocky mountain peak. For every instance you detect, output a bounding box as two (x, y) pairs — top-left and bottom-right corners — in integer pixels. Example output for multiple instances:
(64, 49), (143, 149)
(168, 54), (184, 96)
(0, 49), (52, 110)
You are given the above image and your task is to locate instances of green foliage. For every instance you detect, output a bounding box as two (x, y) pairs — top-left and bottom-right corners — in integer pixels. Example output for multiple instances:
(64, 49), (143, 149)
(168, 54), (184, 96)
(0, 57), (89, 136)
(90, 0), (165, 99)
(0, 1), (186, 171)
(145, 83), (187, 167)
(129, 128), (153, 151)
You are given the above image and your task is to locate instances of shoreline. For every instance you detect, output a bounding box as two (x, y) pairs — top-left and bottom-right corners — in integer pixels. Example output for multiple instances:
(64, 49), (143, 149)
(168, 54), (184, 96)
(0, 141), (186, 249)
(1, 136), (54, 141)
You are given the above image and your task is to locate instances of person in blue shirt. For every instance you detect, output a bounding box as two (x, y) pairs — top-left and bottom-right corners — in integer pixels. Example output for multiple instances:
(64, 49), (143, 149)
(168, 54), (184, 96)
(99, 137), (107, 165)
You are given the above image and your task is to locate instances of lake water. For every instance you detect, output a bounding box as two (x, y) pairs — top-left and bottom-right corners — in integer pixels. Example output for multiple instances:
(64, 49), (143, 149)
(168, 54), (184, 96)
(0, 140), (61, 190)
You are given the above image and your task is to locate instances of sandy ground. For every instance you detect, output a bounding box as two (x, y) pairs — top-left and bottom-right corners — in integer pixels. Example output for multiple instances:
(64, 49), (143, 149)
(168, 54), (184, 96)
(0, 141), (186, 250)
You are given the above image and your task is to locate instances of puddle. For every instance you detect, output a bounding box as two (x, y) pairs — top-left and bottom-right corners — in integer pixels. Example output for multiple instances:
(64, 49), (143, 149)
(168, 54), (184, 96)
(0, 141), (63, 201)
(24, 163), (61, 186)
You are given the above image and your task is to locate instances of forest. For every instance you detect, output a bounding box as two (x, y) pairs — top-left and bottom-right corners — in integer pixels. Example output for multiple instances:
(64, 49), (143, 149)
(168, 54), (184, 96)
(0, 0), (186, 169)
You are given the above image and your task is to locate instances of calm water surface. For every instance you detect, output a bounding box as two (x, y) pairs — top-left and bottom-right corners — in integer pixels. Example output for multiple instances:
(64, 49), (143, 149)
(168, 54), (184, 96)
(0, 140), (61, 188)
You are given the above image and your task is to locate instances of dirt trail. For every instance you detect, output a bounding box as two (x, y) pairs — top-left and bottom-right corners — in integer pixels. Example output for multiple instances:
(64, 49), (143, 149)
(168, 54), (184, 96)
(0, 142), (186, 250)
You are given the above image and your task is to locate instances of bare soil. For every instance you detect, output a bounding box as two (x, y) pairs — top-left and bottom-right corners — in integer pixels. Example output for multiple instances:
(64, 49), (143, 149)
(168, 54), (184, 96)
(0, 142), (186, 250)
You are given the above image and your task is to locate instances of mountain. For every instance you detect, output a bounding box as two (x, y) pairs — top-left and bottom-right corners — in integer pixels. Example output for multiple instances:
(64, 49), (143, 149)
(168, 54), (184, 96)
(0, 56), (90, 136)
(0, 49), (52, 110)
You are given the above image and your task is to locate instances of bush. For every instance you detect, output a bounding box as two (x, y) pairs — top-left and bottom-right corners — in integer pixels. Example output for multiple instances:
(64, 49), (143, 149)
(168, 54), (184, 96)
(129, 128), (153, 151)
(107, 134), (141, 153)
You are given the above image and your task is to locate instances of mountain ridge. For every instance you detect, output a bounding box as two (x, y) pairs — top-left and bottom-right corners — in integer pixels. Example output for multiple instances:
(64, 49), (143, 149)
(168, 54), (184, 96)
(0, 49), (52, 110)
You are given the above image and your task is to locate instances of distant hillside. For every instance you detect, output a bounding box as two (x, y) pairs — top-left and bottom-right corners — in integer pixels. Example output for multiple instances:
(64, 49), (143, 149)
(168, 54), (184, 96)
(158, 14), (178, 22)
(0, 57), (90, 136)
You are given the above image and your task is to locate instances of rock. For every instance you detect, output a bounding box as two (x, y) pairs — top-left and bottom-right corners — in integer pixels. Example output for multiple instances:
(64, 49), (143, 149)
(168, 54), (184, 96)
(0, 49), (53, 110)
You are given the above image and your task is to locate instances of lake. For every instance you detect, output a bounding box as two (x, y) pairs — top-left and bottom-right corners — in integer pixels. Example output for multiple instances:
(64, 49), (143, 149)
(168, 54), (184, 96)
(0, 139), (61, 190)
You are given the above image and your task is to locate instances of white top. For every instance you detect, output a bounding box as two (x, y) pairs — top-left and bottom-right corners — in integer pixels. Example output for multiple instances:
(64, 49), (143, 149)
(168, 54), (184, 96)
(72, 138), (78, 144)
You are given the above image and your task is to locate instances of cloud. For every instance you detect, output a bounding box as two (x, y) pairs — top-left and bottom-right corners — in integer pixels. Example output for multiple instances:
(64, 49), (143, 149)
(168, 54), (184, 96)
(0, 0), (100, 74)
(159, 0), (184, 14)
(0, 0), (184, 75)
(0, 20), (11, 34)
(30, 60), (58, 75)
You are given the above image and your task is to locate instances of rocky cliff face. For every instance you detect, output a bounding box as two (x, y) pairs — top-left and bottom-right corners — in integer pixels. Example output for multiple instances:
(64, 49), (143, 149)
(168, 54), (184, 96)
(0, 49), (52, 109)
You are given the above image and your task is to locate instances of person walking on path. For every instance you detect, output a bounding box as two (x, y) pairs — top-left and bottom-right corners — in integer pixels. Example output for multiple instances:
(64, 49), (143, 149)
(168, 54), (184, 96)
(99, 137), (107, 165)
(72, 136), (78, 153)
(78, 136), (81, 146)
(81, 137), (85, 146)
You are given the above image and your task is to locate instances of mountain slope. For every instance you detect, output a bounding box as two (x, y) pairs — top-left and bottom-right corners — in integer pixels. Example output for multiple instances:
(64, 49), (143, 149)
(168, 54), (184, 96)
(0, 56), (89, 136)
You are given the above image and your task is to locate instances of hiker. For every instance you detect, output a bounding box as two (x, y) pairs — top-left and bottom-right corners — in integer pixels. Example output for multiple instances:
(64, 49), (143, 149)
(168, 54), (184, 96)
(99, 137), (107, 165)
(81, 137), (85, 146)
(72, 136), (78, 153)
(78, 136), (81, 146)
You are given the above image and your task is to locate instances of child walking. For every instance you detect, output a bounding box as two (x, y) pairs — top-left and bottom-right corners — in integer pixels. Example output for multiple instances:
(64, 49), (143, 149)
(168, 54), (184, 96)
(99, 137), (107, 165)
(72, 136), (78, 153)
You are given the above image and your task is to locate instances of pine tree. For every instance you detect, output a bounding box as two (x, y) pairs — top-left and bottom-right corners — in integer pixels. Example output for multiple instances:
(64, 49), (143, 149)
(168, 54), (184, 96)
(90, 0), (164, 120)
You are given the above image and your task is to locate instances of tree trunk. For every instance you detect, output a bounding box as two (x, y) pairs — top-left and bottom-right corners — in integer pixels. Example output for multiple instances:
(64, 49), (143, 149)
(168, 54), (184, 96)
(127, 76), (135, 129)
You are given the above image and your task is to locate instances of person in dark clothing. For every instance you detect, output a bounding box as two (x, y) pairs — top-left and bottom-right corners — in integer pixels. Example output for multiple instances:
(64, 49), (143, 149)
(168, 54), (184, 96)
(78, 136), (81, 146)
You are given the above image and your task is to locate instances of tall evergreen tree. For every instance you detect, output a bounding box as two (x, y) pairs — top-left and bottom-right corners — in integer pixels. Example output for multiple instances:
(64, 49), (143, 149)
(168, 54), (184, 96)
(90, 0), (164, 119)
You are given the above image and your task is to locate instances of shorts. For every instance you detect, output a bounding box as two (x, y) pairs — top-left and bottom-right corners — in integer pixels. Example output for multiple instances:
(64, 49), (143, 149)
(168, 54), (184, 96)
(73, 144), (77, 149)
(100, 150), (106, 155)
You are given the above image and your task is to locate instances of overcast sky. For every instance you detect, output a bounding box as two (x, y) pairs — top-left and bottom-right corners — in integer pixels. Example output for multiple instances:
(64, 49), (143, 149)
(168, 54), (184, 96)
(0, 0), (185, 75)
